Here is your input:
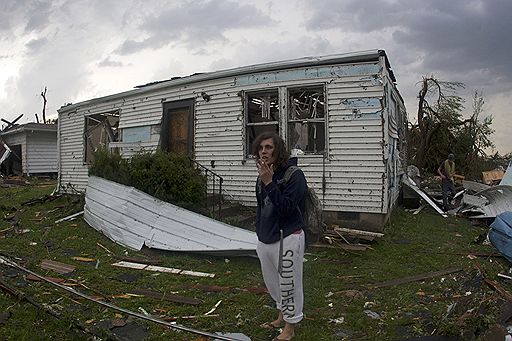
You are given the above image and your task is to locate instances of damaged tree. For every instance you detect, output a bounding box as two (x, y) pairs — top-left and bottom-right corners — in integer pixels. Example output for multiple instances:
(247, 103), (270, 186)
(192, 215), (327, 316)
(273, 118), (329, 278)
(409, 76), (495, 175)
(409, 76), (465, 171)
(457, 90), (494, 178)
(41, 87), (47, 124)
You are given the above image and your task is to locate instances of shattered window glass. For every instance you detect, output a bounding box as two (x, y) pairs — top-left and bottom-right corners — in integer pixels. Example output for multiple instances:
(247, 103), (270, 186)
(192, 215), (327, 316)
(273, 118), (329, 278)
(84, 111), (120, 163)
(287, 86), (325, 154)
(246, 90), (279, 154)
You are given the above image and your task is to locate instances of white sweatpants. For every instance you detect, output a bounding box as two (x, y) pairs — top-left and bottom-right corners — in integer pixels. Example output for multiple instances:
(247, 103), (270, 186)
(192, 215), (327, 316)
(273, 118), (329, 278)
(256, 230), (305, 324)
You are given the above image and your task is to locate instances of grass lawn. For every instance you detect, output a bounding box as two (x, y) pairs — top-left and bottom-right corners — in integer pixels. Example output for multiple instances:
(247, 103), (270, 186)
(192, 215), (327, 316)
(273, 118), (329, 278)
(0, 180), (511, 340)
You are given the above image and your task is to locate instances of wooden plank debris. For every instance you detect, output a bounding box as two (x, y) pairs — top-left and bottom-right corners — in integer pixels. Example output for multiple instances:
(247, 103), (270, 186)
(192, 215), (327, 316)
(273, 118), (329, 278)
(128, 289), (202, 305)
(40, 259), (76, 274)
(72, 257), (96, 262)
(333, 227), (383, 241)
(484, 278), (512, 301)
(96, 242), (113, 254)
(114, 256), (162, 265)
(111, 261), (215, 278)
(55, 210), (84, 224)
(369, 268), (462, 289)
(26, 274), (66, 283)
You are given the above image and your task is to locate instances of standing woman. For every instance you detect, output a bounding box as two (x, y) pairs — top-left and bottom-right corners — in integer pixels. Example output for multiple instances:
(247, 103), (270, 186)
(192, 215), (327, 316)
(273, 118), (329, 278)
(252, 131), (307, 341)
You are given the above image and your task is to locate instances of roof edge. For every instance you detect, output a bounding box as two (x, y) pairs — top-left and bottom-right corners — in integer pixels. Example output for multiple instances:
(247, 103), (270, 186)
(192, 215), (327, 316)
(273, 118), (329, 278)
(59, 49), (386, 113)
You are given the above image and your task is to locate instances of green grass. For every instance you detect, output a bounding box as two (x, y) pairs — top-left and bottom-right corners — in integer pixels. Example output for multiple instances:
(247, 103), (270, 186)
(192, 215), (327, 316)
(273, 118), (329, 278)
(1, 181), (511, 340)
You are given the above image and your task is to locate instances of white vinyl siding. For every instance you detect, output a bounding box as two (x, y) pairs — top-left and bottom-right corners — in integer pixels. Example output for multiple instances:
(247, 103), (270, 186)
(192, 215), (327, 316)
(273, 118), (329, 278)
(25, 131), (58, 173)
(58, 54), (406, 217)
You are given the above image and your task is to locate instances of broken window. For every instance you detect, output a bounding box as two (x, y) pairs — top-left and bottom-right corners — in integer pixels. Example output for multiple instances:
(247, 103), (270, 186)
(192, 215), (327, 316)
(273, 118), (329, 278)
(287, 86), (325, 154)
(245, 90), (279, 154)
(84, 111), (120, 164)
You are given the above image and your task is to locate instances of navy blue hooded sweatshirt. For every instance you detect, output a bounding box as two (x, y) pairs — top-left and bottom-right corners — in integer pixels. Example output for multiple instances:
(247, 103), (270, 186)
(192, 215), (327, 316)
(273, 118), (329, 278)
(255, 157), (307, 244)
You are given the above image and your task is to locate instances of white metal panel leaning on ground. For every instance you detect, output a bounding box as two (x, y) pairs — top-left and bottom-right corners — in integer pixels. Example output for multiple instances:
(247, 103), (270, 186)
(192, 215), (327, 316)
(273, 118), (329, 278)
(58, 49), (407, 223)
(84, 176), (258, 254)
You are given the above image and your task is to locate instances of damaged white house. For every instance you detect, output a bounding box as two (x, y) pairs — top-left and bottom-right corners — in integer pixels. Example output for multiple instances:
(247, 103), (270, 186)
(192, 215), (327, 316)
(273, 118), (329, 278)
(0, 123), (58, 176)
(57, 50), (407, 231)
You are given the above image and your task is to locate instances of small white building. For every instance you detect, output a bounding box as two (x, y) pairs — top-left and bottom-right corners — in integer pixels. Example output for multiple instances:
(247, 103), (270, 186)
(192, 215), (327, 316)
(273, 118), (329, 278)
(57, 50), (407, 230)
(0, 123), (58, 176)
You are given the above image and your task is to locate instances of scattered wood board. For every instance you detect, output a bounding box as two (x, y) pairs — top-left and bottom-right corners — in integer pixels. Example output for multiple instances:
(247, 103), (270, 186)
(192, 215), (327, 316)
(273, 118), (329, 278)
(40, 259), (75, 274)
(26, 274), (66, 283)
(333, 227), (383, 241)
(369, 268), (462, 289)
(111, 261), (215, 278)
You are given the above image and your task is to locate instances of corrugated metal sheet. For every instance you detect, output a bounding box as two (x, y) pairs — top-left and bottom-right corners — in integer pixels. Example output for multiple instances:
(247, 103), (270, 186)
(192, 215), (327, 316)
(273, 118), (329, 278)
(84, 176), (258, 254)
(462, 185), (512, 219)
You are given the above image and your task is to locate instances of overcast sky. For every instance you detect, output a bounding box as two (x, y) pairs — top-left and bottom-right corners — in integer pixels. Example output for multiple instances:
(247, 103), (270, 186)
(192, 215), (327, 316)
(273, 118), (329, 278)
(1, 0), (510, 154)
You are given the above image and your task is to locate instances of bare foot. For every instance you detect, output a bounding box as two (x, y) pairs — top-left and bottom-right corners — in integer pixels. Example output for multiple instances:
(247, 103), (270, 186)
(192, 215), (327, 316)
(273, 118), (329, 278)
(270, 317), (284, 328)
(273, 322), (295, 340)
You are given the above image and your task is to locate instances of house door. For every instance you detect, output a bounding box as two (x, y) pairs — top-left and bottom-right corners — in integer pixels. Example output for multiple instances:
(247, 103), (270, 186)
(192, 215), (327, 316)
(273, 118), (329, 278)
(161, 100), (194, 156)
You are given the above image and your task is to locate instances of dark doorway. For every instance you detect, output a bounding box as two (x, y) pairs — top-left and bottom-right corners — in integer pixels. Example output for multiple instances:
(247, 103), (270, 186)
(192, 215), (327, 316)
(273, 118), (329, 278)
(0, 144), (22, 175)
(161, 99), (194, 156)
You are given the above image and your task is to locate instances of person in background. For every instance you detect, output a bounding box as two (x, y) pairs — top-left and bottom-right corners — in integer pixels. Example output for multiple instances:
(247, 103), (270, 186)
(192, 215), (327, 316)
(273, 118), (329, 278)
(252, 131), (307, 341)
(438, 153), (456, 211)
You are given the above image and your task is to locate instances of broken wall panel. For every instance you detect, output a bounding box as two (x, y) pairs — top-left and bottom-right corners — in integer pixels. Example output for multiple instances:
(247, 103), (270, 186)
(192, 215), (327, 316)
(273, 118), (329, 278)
(84, 176), (258, 254)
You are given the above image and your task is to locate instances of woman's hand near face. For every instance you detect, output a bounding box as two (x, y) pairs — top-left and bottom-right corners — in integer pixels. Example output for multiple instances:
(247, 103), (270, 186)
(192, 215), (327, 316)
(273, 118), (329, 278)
(257, 159), (274, 185)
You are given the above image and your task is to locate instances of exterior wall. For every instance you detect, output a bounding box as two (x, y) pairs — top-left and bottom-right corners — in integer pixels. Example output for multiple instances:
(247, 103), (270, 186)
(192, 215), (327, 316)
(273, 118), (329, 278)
(58, 56), (405, 225)
(25, 131), (58, 174)
(1, 132), (27, 173)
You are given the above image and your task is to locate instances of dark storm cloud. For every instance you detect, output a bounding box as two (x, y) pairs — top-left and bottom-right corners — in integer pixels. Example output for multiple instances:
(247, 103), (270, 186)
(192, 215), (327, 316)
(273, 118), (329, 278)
(115, 0), (274, 55)
(305, 0), (512, 84)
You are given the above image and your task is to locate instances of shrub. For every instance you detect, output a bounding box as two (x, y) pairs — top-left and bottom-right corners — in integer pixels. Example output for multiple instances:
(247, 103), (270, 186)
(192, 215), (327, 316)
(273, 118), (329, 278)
(89, 149), (206, 206)
(88, 148), (130, 185)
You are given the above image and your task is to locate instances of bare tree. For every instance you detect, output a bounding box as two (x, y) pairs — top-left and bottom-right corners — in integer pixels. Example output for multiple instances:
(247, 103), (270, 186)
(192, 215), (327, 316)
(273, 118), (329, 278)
(41, 87), (47, 124)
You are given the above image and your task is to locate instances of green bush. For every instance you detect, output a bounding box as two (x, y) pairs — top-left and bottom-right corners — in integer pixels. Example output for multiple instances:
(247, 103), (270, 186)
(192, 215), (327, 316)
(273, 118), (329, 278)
(88, 148), (130, 185)
(89, 149), (206, 206)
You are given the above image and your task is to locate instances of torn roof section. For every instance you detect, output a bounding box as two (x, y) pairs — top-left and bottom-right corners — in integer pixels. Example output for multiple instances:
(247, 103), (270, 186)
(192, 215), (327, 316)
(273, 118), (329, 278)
(461, 185), (512, 219)
(84, 176), (258, 256)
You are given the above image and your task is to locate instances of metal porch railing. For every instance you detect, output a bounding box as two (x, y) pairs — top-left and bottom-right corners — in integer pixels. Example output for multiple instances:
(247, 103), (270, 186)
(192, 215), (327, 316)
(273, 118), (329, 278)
(188, 158), (224, 219)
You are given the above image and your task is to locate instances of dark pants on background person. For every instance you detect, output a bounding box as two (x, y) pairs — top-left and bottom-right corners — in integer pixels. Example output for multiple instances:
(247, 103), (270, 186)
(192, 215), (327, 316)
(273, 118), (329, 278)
(442, 178), (455, 211)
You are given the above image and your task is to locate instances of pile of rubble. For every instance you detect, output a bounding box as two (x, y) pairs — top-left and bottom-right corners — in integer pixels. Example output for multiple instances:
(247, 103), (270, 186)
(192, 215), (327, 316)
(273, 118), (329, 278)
(404, 162), (512, 222)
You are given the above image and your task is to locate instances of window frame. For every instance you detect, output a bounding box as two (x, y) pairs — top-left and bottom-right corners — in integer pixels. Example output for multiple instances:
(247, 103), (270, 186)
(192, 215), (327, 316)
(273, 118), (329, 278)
(285, 84), (327, 156)
(83, 110), (120, 165)
(244, 88), (280, 158)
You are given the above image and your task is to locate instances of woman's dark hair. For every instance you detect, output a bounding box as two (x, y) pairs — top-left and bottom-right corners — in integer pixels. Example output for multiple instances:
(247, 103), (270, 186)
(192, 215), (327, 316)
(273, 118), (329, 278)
(251, 131), (289, 169)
